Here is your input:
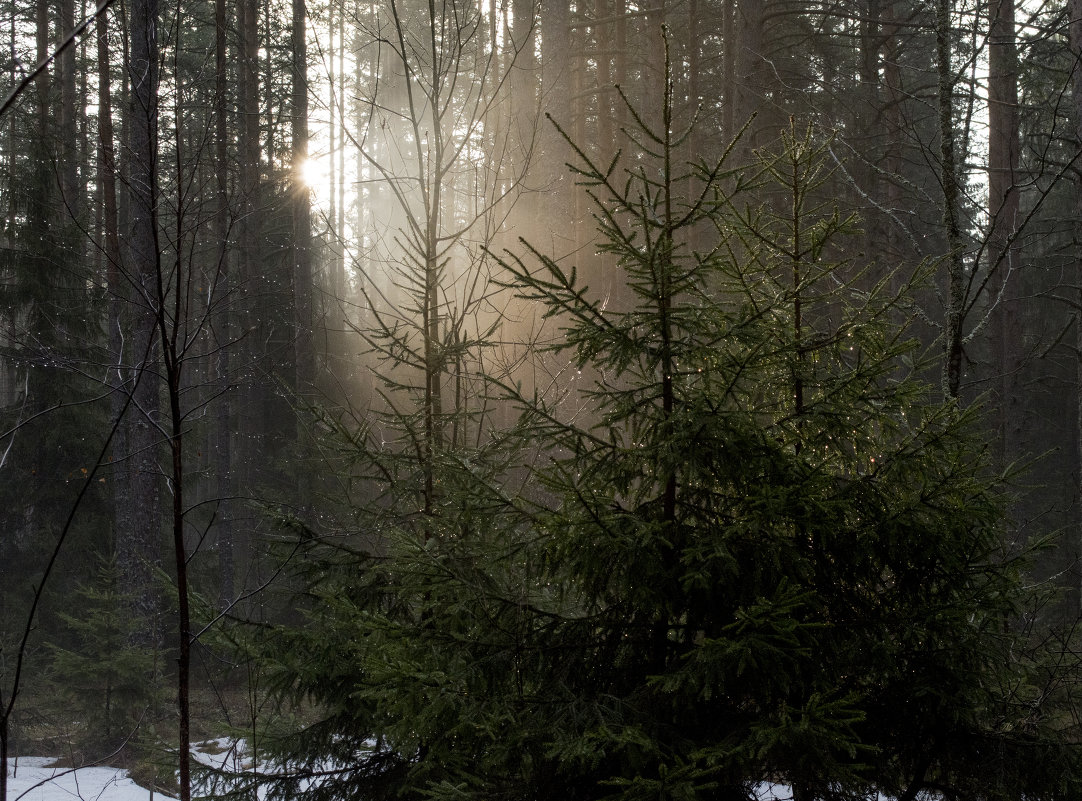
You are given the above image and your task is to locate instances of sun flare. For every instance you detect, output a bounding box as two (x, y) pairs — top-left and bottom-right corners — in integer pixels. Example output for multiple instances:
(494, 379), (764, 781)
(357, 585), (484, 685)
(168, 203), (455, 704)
(297, 156), (329, 190)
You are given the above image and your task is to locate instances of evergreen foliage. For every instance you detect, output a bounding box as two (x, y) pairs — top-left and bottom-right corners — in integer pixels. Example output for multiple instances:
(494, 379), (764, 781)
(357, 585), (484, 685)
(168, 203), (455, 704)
(252, 42), (1081, 801)
(47, 557), (159, 758)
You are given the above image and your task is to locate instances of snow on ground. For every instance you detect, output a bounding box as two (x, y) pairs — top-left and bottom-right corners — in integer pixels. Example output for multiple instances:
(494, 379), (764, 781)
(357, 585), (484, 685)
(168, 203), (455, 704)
(4, 756), (174, 801)
(4, 750), (888, 801)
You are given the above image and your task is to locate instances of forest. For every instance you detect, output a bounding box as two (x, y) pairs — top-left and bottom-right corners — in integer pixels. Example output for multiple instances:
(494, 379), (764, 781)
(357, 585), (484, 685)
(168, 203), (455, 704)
(3, 0), (1082, 799)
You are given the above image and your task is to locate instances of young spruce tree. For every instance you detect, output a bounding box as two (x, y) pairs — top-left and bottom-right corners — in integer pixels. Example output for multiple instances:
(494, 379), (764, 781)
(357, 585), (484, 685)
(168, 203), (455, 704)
(487, 45), (1079, 800)
(255, 36), (1080, 801)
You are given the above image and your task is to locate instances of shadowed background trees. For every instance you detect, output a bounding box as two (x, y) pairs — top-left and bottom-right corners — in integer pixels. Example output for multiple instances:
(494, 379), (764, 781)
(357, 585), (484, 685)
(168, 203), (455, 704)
(3, 1), (1082, 799)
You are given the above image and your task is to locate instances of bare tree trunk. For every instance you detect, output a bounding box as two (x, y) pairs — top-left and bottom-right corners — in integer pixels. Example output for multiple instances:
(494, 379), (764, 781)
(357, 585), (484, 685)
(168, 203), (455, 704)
(936, 0), (965, 399)
(722, 0), (735, 143)
(120, 0), (162, 647)
(337, 5), (346, 295)
(354, 1), (367, 316)
(328, 6), (338, 301)
(510, 0), (536, 180)
(98, 0), (137, 629)
(35, 0), (49, 140)
(214, 0), (234, 610)
(293, 0), (314, 393)
(988, 0), (1019, 462)
(58, 0), (79, 224)
(539, 0), (570, 244)
(883, 1), (903, 270)
(857, 0), (881, 261)
(238, 0), (261, 495)
(1068, 0), (1082, 614)
(734, 0), (764, 159)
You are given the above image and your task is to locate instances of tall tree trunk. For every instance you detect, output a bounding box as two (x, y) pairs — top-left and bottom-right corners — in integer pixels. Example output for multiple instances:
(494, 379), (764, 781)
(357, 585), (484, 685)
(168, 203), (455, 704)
(120, 0), (162, 648)
(857, 0), (881, 261)
(595, 0), (614, 161)
(722, 0), (735, 143)
(292, 0), (314, 393)
(988, 0), (1019, 462)
(510, 0), (536, 181)
(734, 0), (764, 159)
(882, 1), (903, 269)
(214, 0), (234, 611)
(58, 0), (80, 225)
(337, 4), (346, 296)
(99, 0), (131, 590)
(328, 6), (337, 301)
(1068, 0), (1082, 614)
(539, 0), (571, 246)
(238, 0), (261, 494)
(936, 0), (965, 399)
(354, 1), (367, 318)
(35, 0), (49, 141)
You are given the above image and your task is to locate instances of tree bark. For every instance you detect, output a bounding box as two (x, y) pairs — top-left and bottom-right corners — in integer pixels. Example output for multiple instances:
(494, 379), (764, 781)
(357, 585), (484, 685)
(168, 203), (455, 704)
(237, 0), (261, 493)
(1068, 0), (1082, 614)
(214, 0), (234, 611)
(734, 0), (764, 159)
(293, 0), (314, 392)
(539, 0), (571, 244)
(120, 0), (162, 647)
(58, 0), (80, 224)
(988, 0), (1019, 461)
(936, 0), (965, 399)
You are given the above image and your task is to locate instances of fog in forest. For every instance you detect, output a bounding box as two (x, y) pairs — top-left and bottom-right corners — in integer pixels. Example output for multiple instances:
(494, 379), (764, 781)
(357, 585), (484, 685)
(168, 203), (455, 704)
(3, 2), (1082, 800)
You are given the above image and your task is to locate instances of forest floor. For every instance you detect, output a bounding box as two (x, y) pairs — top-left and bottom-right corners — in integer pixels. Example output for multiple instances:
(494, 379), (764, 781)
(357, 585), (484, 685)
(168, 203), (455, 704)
(5, 746), (822, 801)
(4, 755), (173, 801)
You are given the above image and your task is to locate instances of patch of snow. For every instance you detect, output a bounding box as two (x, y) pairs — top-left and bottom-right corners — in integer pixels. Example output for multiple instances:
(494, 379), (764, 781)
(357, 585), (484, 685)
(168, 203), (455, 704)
(5, 757), (175, 801)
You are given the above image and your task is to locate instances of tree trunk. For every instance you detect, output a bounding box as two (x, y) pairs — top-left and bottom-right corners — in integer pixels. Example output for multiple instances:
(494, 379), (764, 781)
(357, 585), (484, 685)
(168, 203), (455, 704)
(734, 0), (764, 159)
(857, 0), (881, 261)
(120, 0), (162, 647)
(510, 0), (536, 182)
(35, 0), (49, 138)
(98, 0), (129, 572)
(214, 0), (234, 611)
(936, 0), (965, 399)
(1068, 0), (1082, 614)
(539, 0), (571, 246)
(237, 0), (261, 495)
(988, 0), (1019, 462)
(293, 0), (314, 393)
(58, 0), (80, 224)
(337, 4), (346, 298)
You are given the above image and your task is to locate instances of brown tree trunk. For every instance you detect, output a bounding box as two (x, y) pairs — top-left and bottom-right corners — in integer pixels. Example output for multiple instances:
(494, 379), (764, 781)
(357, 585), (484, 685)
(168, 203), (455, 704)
(734, 0), (765, 159)
(35, 0), (49, 136)
(293, 0), (314, 393)
(337, 5), (346, 300)
(1068, 0), (1082, 614)
(120, 0), (162, 647)
(857, 0), (881, 261)
(988, 0), (1019, 462)
(882, 2), (903, 269)
(539, 0), (571, 247)
(99, 0), (133, 607)
(511, 0), (536, 173)
(721, 0), (735, 143)
(237, 0), (261, 493)
(58, 0), (80, 224)
(936, 0), (965, 399)
(214, 0), (234, 611)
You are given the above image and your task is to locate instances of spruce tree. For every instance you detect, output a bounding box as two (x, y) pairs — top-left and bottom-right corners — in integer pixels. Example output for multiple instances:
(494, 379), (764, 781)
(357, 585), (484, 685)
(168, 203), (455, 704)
(253, 38), (1081, 801)
(47, 557), (158, 758)
(489, 56), (1079, 800)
